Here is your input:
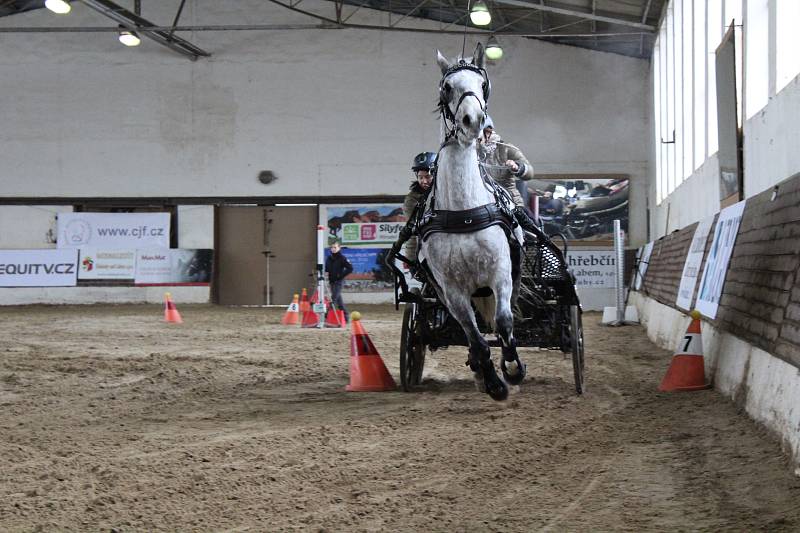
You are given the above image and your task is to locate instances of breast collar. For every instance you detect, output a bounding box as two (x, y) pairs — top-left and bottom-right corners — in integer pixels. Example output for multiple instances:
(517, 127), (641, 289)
(418, 202), (514, 242)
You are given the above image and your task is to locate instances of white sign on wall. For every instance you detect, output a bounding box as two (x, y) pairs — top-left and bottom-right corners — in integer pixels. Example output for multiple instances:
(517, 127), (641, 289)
(675, 216), (714, 310)
(57, 213), (170, 249)
(78, 249), (136, 280)
(567, 250), (616, 288)
(696, 200), (746, 319)
(0, 249), (78, 287)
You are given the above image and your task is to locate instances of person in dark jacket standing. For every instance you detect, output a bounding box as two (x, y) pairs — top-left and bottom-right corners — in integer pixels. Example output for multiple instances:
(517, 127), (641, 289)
(325, 241), (353, 322)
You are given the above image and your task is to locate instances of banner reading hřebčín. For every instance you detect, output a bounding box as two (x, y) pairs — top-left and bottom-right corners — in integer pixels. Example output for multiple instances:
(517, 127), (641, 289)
(57, 213), (170, 249)
(566, 250), (617, 288)
(0, 249), (78, 287)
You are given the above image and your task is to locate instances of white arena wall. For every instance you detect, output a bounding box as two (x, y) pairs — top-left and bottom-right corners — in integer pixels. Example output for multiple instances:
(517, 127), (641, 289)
(0, 0), (648, 305)
(643, 62), (800, 470)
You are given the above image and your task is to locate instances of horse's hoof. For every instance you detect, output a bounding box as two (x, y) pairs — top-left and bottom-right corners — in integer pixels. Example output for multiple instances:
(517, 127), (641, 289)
(486, 379), (509, 401)
(481, 363), (508, 401)
(501, 357), (526, 386)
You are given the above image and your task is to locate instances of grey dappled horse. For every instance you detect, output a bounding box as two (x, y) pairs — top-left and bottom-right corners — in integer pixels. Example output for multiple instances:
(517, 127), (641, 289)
(418, 43), (526, 401)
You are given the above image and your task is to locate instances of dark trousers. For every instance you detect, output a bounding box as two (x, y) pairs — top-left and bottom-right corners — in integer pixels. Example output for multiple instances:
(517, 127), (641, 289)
(330, 280), (348, 319)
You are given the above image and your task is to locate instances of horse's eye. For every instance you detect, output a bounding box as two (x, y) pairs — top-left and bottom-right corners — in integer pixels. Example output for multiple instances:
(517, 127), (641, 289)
(444, 83), (452, 94)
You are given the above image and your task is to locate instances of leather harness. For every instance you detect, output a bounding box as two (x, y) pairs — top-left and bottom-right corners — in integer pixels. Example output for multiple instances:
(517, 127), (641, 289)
(419, 202), (514, 242)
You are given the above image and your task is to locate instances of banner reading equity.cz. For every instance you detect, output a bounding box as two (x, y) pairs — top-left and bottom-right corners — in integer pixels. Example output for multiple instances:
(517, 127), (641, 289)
(57, 213), (170, 249)
(0, 249), (78, 287)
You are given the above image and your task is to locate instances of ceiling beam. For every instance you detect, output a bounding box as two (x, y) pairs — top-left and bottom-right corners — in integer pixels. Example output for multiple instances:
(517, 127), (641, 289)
(0, 24), (641, 37)
(488, 0), (655, 31)
(79, 0), (211, 59)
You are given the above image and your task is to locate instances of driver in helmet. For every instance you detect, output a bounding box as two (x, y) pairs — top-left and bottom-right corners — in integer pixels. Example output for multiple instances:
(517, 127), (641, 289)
(477, 116), (541, 234)
(402, 151), (436, 262)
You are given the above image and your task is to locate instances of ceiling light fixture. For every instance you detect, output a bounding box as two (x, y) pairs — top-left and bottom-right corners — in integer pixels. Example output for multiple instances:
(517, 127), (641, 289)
(118, 25), (141, 47)
(485, 35), (503, 60)
(469, 0), (491, 26)
(44, 0), (71, 14)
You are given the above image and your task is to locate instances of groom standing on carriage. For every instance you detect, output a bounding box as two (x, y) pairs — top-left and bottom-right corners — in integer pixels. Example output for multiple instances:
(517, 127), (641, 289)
(477, 116), (534, 209)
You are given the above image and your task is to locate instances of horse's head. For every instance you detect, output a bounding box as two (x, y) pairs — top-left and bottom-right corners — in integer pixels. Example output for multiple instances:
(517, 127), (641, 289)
(436, 43), (491, 143)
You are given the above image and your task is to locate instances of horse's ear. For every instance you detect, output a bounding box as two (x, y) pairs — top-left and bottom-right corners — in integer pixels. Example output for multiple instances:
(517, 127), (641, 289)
(437, 50), (452, 74)
(473, 42), (485, 69)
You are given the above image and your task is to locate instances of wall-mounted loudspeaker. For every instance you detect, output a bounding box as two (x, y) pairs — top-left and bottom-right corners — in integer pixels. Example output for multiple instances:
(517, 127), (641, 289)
(258, 170), (277, 185)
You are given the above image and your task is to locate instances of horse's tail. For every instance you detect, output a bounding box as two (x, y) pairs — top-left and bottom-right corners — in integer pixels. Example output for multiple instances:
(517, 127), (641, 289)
(472, 295), (496, 332)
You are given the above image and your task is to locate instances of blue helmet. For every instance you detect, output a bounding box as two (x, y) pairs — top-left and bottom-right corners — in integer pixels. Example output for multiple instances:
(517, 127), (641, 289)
(412, 151), (437, 172)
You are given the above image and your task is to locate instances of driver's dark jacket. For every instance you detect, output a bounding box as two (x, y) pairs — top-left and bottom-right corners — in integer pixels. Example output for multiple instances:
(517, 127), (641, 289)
(325, 252), (353, 283)
(402, 182), (428, 260)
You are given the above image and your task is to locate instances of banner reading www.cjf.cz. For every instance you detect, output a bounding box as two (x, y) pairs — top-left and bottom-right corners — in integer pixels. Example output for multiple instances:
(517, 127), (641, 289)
(57, 213), (170, 249)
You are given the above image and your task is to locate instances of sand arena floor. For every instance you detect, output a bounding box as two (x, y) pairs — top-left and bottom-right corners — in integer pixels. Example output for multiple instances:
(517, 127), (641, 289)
(1, 303), (799, 531)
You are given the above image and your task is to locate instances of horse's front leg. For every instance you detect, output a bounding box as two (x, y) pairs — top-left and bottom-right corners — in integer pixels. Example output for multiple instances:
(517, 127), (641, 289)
(495, 279), (526, 386)
(442, 291), (508, 401)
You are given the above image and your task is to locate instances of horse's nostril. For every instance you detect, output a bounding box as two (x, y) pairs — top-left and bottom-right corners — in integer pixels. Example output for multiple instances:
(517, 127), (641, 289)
(463, 115), (472, 127)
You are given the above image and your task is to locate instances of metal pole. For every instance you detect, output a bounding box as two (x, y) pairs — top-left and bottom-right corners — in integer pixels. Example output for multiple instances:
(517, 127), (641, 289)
(613, 219), (625, 324)
(316, 225), (326, 329)
(265, 252), (271, 306)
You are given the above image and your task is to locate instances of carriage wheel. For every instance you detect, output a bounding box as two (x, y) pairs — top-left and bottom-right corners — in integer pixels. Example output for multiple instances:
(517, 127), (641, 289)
(569, 304), (586, 395)
(400, 303), (426, 391)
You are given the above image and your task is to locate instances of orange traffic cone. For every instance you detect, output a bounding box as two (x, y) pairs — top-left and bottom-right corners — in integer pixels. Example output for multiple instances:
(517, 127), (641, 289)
(325, 306), (345, 328)
(281, 294), (301, 325)
(658, 310), (711, 392)
(301, 307), (320, 328)
(346, 312), (396, 392)
(299, 288), (310, 313)
(300, 289), (324, 327)
(300, 291), (324, 328)
(164, 292), (183, 324)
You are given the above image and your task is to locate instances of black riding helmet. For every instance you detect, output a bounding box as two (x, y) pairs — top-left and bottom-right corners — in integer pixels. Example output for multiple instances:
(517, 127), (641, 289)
(411, 151), (437, 172)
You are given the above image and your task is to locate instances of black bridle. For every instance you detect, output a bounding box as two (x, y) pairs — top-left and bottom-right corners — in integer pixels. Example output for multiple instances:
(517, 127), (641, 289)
(438, 61), (491, 136)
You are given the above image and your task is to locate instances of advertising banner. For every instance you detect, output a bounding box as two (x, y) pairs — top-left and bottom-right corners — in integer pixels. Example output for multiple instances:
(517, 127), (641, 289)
(566, 249), (617, 288)
(321, 204), (407, 293)
(696, 201), (746, 319)
(531, 174), (629, 243)
(78, 249), (136, 280)
(134, 249), (213, 286)
(675, 216), (714, 310)
(340, 222), (405, 246)
(58, 212), (170, 249)
(0, 249), (78, 287)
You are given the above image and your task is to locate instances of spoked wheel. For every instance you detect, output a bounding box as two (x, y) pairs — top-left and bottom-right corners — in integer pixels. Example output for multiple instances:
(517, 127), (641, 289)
(569, 304), (586, 394)
(400, 302), (426, 391)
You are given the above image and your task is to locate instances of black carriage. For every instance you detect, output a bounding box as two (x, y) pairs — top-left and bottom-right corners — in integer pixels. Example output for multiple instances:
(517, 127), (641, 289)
(387, 231), (585, 395)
